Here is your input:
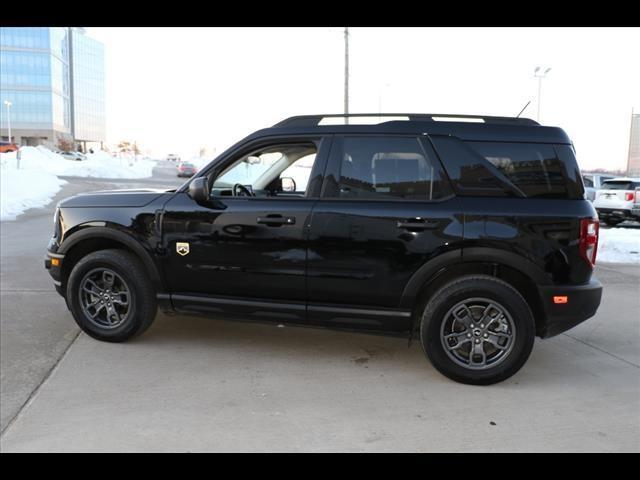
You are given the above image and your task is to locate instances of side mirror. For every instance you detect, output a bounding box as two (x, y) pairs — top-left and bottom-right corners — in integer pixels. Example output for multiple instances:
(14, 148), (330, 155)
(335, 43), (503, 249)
(281, 177), (296, 192)
(188, 176), (210, 204)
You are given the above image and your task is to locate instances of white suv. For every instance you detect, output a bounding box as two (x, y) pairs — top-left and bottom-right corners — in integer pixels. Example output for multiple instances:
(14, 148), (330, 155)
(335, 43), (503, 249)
(582, 173), (615, 202)
(593, 177), (640, 226)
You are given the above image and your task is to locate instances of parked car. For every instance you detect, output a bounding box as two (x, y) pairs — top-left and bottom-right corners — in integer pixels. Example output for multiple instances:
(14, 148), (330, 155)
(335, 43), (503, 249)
(632, 187), (640, 220)
(592, 177), (640, 226)
(166, 154), (181, 162)
(177, 161), (198, 177)
(61, 151), (87, 161)
(582, 173), (616, 202)
(0, 141), (19, 153)
(45, 113), (602, 385)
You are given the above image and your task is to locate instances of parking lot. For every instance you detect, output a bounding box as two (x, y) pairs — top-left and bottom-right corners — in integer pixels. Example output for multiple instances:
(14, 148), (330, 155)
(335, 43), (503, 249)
(1, 162), (639, 452)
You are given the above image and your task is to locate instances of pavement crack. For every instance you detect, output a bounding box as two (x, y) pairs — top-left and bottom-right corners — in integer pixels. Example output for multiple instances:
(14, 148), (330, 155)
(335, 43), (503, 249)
(0, 329), (82, 438)
(562, 333), (640, 368)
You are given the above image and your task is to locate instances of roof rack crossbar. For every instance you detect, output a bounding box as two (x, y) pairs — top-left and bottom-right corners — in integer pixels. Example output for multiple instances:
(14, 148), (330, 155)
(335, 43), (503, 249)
(273, 113), (539, 127)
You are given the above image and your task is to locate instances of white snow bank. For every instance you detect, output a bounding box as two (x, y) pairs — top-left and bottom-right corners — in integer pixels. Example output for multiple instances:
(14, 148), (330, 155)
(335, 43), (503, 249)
(598, 226), (640, 264)
(0, 146), (157, 221)
(1, 168), (67, 221)
(0, 146), (156, 179)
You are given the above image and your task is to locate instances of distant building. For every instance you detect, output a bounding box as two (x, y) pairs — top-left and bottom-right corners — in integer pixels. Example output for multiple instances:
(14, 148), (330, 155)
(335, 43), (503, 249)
(627, 112), (640, 177)
(0, 27), (105, 150)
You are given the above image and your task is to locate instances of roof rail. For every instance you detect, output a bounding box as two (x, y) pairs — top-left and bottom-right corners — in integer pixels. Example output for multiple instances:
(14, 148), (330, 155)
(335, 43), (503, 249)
(273, 113), (540, 128)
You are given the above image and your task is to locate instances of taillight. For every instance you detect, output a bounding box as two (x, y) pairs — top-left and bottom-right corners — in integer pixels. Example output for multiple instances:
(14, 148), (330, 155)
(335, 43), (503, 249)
(579, 218), (599, 268)
(625, 192), (634, 201)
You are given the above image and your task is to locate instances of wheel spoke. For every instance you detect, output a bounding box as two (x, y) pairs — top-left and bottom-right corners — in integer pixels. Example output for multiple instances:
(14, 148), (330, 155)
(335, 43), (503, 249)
(477, 303), (502, 329)
(452, 305), (474, 328)
(444, 331), (471, 351)
(89, 303), (105, 319)
(469, 341), (487, 366)
(112, 291), (129, 306)
(485, 332), (511, 351)
(102, 270), (115, 288)
(85, 278), (103, 293)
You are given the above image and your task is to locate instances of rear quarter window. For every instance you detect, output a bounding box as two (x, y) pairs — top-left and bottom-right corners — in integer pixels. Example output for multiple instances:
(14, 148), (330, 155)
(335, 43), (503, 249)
(429, 136), (584, 199)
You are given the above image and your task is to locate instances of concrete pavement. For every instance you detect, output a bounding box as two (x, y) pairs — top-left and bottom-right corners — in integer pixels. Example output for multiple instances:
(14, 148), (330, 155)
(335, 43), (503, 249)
(1, 164), (639, 452)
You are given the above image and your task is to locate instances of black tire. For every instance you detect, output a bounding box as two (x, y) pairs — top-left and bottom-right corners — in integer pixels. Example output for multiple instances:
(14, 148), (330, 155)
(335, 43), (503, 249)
(67, 249), (157, 342)
(604, 218), (623, 227)
(419, 275), (535, 385)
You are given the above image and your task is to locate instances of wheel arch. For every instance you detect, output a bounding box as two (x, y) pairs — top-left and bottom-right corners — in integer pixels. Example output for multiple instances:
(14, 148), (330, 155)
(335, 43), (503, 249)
(402, 248), (548, 337)
(58, 227), (164, 294)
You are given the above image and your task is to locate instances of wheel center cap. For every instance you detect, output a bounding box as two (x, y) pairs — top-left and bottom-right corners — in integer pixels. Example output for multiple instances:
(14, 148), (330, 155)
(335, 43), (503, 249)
(473, 329), (482, 336)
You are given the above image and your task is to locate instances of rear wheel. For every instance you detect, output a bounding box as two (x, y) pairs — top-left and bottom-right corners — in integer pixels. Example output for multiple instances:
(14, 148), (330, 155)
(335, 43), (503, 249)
(67, 249), (157, 342)
(420, 275), (535, 385)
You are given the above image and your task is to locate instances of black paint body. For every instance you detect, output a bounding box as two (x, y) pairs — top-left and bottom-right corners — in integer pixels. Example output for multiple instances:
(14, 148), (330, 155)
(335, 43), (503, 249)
(45, 117), (602, 338)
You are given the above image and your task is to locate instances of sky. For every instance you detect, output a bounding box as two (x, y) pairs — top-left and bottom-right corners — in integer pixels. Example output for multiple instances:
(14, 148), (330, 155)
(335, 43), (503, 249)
(86, 27), (640, 171)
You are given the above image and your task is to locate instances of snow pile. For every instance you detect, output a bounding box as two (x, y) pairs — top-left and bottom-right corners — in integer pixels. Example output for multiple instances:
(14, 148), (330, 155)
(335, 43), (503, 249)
(0, 146), (157, 221)
(0, 146), (156, 179)
(1, 168), (67, 221)
(598, 226), (640, 264)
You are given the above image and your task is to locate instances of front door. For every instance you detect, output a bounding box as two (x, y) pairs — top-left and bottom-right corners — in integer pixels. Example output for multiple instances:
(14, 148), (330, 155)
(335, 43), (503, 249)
(161, 137), (330, 323)
(306, 134), (463, 332)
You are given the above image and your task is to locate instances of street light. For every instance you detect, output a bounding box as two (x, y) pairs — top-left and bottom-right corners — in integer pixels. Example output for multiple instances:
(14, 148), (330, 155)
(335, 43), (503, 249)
(534, 66), (551, 122)
(3, 100), (12, 144)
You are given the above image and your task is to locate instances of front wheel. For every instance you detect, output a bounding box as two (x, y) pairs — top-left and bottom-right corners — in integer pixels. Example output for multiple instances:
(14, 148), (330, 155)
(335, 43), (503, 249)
(420, 275), (535, 385)
(67, 249), (157, 342)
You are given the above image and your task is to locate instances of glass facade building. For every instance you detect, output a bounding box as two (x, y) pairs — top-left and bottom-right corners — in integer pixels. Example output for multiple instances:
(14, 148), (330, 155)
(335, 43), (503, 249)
(69, 27), (105, 144)
(0, 27), (104, 148)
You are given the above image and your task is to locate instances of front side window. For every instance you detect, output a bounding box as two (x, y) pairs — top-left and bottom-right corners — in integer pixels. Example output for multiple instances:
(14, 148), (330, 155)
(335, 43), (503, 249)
(212, 143), (318, 197)
(330, 136), (450, 200)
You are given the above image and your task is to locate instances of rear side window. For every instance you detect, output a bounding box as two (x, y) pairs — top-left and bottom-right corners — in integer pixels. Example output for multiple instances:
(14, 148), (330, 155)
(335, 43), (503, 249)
(601, 180), (640, 190)
(468, 141), (568, 198)
(582, 175), (594, 188)
(326, 136), (452, 200)
(429, 135), (583, 199)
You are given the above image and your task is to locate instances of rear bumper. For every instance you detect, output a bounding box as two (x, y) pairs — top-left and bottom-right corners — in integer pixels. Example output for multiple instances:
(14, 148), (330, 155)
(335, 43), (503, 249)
(537, 278), (603, 338)
(596, 207), (638, 220)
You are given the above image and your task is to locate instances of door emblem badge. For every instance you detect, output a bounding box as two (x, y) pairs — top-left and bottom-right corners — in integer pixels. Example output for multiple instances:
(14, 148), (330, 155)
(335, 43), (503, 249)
(176, 242), (190, 256)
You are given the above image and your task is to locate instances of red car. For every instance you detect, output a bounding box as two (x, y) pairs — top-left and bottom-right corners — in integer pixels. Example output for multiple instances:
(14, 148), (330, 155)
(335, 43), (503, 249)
(177, 161), (198, 177)
(0, 141), (19, 153)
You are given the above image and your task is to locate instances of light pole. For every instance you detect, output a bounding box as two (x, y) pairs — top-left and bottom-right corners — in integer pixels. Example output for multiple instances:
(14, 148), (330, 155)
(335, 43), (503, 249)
(3, 100), (12, 144)
(344, 27), (349, 124)
(534, 66), (551, 122)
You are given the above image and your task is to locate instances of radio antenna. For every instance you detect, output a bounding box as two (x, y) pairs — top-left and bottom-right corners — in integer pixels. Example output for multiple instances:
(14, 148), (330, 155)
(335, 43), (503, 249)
(516, 101), (531, 118)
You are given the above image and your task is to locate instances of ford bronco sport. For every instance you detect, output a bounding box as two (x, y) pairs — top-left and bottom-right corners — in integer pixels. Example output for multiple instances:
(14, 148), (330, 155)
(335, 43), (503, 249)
(45, 114), (603, 385)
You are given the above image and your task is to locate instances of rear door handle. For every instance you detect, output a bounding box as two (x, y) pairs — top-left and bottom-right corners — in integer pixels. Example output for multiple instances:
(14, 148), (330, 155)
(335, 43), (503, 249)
(397, 218), (438, 231)
(257, 215), (296, 226)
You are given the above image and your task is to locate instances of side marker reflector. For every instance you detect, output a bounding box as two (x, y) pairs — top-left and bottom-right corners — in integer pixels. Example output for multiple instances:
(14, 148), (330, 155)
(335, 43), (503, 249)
(51, 258), (60, 267)
(553, 296), (568, 304)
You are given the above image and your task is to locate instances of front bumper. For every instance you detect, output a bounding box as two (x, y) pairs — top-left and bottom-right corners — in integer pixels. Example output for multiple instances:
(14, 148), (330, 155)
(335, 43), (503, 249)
(44, 251), (65, 297)
(537, 278), (603, 338)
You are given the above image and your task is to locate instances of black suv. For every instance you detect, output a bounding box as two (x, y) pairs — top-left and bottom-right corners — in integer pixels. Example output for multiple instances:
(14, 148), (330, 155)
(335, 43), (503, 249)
(45, 114), (603, 385)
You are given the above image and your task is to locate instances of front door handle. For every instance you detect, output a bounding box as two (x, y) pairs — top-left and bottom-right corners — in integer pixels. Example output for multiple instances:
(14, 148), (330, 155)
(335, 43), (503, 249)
(257, 215), (296, 226)
(397, 218), (438, 231)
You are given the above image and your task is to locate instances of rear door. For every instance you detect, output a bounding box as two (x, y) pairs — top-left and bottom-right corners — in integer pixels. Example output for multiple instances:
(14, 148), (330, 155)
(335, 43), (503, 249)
(306, 134), (463, 332)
